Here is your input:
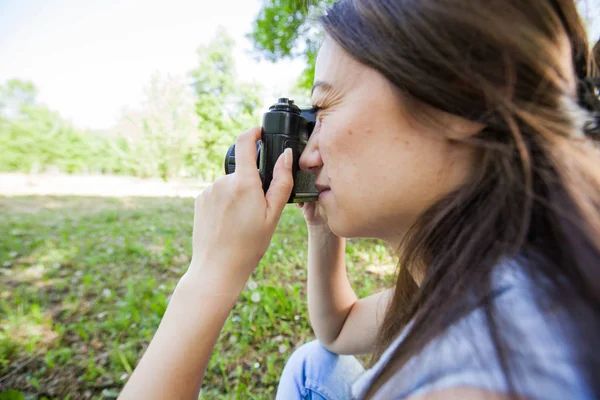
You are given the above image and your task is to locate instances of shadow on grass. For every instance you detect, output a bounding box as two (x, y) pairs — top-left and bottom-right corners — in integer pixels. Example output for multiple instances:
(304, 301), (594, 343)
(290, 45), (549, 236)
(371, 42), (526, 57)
(0, 196), (395, 400)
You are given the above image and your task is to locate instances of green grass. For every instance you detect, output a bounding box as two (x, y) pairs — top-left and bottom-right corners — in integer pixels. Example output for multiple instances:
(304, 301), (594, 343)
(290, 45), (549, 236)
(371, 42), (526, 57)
(0, 196), (395, 399)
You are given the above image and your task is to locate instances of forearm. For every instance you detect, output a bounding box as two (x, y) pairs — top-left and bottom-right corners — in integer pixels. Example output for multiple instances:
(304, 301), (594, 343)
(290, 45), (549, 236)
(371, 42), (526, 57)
(307, 227), (358, 345)
(119, 273), (238, 400)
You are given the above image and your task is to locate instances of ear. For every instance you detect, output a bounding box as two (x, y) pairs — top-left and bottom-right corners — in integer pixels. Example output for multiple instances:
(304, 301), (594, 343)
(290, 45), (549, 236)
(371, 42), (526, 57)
(437, 110), (486, 140)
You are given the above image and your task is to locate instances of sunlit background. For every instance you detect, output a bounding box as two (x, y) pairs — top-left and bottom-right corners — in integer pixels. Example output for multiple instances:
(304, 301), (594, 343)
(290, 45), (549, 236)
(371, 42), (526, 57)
(1, 0), (598, 132)
(0, 0), (306, 130)
(0, 1), (598, 399)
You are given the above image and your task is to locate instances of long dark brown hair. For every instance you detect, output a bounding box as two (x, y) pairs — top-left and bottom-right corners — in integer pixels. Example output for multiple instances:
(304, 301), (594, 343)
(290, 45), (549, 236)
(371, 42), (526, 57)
(319, 0), (600, 397)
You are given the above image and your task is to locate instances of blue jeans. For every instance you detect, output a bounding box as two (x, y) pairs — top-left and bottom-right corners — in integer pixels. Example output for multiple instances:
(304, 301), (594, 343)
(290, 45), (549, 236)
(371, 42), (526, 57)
(276, 341), (366, 400)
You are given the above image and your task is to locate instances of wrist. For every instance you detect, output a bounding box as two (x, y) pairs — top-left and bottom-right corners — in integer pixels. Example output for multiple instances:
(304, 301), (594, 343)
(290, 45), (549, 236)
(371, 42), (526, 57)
(173, 274), (239, 311)
(177, 262), (247, 302)
(308, 224), (337, 237)
(308, 226), (344, 245)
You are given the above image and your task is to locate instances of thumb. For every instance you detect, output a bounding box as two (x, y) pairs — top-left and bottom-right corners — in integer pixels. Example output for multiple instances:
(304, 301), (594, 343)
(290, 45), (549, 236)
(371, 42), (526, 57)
(265, 148), (294, 220)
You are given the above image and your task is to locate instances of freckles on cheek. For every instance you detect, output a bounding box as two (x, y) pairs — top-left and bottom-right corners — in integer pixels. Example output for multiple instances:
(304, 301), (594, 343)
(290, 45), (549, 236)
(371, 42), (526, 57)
(391, 131), (410, 146)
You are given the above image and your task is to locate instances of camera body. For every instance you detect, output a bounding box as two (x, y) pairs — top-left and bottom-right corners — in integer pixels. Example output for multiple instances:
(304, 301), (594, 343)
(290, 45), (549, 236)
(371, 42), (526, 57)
(224, 98), (319, 203)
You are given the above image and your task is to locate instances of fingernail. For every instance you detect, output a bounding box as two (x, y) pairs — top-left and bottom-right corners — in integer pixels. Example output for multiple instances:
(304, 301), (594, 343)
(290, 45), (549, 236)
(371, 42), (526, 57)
(284, 148), (292, 168)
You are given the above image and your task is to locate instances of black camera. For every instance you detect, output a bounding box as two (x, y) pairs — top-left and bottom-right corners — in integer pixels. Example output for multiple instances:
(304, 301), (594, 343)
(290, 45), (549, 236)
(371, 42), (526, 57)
(224, 98), (319, 203)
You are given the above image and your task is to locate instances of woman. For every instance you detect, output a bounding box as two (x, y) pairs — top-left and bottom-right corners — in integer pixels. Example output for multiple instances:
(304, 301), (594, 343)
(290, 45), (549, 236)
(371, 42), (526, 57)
(119, 0), (600, 399)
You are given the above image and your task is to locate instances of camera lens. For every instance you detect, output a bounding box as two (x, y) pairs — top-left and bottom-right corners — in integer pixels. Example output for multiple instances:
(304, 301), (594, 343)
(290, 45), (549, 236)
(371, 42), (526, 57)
(223, 141), (262, 175)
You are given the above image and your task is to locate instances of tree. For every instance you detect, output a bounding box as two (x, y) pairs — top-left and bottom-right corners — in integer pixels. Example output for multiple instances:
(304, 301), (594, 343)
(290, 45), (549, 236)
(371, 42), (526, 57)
(248, 0), (334, 95)
(0, 78), (37, 119)
(190, 27), (263, 181)
(113, 73), (202, 180)
(0, 78), (113, 174)
(112, 27), (264, 182)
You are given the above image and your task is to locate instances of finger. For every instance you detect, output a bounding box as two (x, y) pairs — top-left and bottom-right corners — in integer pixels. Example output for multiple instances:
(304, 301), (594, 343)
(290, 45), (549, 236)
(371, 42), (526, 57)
(296, 202), (304, 209)
(265, 148), (294, 221)
(235, 126), (262, 177)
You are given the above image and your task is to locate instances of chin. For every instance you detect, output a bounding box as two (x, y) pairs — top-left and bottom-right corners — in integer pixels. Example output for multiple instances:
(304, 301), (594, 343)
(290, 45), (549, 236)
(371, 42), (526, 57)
(323, 203), (375, 238)
(329, 214), (395, 242)
(328, 218), (363, 239)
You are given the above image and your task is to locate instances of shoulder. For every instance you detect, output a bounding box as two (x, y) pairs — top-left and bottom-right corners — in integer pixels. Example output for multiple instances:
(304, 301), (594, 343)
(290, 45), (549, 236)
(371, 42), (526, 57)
(418, 258), (597, 399)
(353, 257), (599, 400)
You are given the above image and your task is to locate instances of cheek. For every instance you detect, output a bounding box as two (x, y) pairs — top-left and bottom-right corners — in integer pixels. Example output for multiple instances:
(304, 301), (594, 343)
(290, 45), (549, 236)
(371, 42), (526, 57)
(320, 122), (376, 230)
(319, 114), (362, 167)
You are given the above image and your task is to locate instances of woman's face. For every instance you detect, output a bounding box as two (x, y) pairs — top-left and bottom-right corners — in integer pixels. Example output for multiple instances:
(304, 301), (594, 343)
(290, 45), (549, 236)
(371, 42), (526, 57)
(299, 37), (482, 246)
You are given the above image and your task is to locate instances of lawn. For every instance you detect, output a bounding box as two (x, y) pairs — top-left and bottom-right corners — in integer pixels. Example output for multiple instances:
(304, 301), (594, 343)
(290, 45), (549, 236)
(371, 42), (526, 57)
(0, 196), (395, 399)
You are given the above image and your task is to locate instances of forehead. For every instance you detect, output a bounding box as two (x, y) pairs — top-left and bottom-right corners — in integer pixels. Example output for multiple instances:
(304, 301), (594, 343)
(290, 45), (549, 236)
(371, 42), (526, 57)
(314, 38), (364, 94)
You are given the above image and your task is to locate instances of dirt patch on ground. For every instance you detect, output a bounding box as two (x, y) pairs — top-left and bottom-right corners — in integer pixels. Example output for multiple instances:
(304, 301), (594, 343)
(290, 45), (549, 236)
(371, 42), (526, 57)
(0, 173), (208, 198)
(0, 355), (93, 399)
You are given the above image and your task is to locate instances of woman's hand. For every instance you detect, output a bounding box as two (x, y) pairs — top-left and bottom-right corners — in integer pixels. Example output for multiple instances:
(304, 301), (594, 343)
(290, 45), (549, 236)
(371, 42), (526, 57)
(186, 126), (294, 295)
(297, 201), (329, 229)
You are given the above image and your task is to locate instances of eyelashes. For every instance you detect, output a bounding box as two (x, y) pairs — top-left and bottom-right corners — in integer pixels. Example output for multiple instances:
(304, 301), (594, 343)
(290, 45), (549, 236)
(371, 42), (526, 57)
(310, 105), (326, 133)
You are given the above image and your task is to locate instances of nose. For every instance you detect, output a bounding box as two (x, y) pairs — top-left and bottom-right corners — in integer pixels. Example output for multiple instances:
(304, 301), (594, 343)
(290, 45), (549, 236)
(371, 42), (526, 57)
(299, 130), (323, 173)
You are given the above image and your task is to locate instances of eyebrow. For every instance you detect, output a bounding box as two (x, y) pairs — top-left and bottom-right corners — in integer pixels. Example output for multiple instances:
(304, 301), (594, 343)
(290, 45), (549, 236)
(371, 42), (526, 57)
(311, 80), (333, 97)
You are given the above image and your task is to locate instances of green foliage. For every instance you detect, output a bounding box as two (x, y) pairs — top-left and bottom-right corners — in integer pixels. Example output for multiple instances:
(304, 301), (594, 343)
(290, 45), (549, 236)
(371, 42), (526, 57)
(0, 78), (37, 116)
(0, 28), (263, 181)
(108, 28), (263, 182)
(190, 27), (263, 181)
(111, 73), (203, 180)
(249, 0), (335, 95)
(0, 390), (26, 400)
(0, 103), (119, 174)
(0, 79), (116, 174)
(0, 196), (394, 398)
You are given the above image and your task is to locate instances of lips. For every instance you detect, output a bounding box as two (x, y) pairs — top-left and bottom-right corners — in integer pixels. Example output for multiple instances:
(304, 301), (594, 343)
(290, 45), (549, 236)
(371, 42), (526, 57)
(315, 183), (331, 193)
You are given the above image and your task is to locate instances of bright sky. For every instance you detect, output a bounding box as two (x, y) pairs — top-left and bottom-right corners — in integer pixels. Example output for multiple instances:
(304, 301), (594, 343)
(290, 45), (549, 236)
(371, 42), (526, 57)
(1, 0), (598, 131)
(0, 0), (306, 130)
